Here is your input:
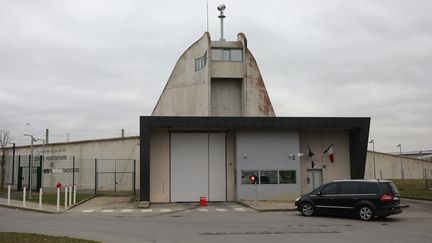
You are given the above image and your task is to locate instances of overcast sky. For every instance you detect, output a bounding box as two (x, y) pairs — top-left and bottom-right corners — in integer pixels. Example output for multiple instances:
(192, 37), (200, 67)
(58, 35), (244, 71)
(0, 0), (431, 152)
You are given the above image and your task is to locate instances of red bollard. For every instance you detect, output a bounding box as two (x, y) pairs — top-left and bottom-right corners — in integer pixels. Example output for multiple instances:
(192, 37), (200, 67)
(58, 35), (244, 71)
(200, 196), (206, 206)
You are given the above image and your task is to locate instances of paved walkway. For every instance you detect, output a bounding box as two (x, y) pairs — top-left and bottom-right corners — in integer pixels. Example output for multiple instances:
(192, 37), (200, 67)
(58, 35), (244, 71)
(72, 205), (251, 215)
(1, 195), (295, 215)
(240, 200), (296, 211)
(0, 197), (64, 213)
(66, 196), (253, 215)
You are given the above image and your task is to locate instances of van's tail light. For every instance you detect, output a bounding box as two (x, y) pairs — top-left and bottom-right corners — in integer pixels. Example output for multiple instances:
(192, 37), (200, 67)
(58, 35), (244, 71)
(380, 194), (393, 202)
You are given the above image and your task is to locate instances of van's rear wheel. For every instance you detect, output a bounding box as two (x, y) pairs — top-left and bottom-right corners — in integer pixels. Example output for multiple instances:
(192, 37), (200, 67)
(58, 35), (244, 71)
(358, 206), (374, 221)
(300, 202), (314, 216)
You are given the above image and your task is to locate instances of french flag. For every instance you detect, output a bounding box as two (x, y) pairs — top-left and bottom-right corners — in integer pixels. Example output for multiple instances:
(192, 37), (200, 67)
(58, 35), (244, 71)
(324, 144), (335, 163)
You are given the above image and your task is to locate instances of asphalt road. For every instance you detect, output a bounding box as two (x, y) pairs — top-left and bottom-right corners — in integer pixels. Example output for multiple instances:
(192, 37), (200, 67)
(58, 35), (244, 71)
(0, 199), (431, 243)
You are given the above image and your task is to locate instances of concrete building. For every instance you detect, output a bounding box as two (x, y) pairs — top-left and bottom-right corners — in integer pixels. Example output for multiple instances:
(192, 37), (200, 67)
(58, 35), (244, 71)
(1, 9), (374, 203)
(152, 32), (274, 117)
(140, 20), (370, 202)
(140, 116), (370, 203)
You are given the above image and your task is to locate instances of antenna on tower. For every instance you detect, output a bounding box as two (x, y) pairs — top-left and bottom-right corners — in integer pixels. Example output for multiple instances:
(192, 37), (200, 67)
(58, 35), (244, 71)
(217, 4), (226, 41)
(206, 0), (209, 32)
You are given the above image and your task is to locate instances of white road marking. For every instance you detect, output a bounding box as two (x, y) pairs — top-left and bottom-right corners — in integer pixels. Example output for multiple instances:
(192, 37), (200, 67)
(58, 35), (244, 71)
(197, 208), (209, 212)
(185, 210), (191, 212)
(233, 207), (246, 212)
(102, 209), (114, 213)
(160, 209), (171, 212)
(141, 209), (152, 213)
(121, 209), (133, 213)
(82, 210), (94, 213)
(216, 208), (228, 212)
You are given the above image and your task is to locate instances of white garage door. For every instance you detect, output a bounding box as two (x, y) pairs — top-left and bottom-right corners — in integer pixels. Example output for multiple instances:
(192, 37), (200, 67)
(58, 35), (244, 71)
(170, 133), (226, 202)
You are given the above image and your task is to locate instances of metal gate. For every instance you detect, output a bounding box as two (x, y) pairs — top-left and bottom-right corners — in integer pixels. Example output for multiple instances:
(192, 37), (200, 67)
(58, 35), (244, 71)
(95, 159), (136, 196)
(17, 155), (42, 191)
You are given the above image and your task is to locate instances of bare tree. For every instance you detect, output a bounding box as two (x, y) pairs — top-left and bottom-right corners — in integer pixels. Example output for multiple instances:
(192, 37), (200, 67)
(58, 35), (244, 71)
(0, 129), (12, 190)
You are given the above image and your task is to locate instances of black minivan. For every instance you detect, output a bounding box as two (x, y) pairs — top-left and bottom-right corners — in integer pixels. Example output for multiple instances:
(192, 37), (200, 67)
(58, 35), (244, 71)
(295, 179), (402, 221)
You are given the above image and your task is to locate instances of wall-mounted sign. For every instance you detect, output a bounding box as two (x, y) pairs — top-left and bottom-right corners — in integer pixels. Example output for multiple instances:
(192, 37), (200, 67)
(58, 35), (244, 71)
(43, 168), (79, 174)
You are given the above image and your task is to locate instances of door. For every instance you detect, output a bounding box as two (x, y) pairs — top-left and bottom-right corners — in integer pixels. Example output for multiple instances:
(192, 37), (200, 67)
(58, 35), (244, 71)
(170, 133), (227, 202)
(337, 182), (361, 214)
(307, 169), (322, 192)
(171, 133), (209, 202)
(314, 182), (340, 213)
(208, 133), (226, 201)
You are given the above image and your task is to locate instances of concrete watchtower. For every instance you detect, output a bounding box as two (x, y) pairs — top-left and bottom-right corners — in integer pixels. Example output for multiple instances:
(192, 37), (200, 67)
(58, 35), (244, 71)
(152, 7), (274, 117)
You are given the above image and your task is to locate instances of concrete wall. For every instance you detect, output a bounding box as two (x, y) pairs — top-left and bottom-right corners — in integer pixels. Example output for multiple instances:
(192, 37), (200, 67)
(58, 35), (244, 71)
(211, 61), (243, 78)
(9, 137), (140, 190)
(299, 130), (351, 193)
(365, 151), (432, 179)
(236, 130), (300, 201)
(211, 78), (242, 116)
(238, 33), (275, 117)
(152, 32), (211, 116)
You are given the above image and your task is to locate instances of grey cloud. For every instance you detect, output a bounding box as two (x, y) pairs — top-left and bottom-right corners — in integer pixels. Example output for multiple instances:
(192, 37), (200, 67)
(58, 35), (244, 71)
(0, 0), (431, 152)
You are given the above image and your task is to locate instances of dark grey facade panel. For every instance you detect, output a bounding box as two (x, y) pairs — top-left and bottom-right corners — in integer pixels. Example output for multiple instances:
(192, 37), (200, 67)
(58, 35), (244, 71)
(140, 118), (151, 202)
(140, 116), (370, 201)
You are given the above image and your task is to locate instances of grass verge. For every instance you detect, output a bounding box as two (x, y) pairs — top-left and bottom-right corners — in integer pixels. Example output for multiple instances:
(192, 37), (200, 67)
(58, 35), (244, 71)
(0, 232), (101, 243)
(391, 179), (432, 200)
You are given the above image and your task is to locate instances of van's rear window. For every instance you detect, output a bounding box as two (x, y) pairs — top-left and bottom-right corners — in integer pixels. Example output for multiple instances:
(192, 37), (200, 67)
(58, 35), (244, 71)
(383, 182), (399, 194)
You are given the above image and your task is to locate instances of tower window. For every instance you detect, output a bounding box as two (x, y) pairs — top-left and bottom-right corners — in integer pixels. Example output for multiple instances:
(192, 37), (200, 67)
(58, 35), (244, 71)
(195, 51), (207, 71)
(211, 48), (243, 62)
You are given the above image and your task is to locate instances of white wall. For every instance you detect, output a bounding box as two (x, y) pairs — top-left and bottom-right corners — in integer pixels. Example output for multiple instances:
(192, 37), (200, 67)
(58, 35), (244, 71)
(299, 130), (351, 193)
(365, 151), (432, 179)
(9, 137), (140, 190)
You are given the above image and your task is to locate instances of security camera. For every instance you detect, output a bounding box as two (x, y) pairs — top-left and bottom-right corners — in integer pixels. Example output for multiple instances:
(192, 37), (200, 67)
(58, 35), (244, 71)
(217, 4), (226, 11)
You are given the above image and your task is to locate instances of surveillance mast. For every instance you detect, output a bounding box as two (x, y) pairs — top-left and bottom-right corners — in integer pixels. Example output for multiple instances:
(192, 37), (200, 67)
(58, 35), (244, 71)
(217, 4), (226, 41)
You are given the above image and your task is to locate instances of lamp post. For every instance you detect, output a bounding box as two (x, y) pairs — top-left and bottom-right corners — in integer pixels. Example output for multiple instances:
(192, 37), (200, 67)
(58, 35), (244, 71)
(24, 134), (35, 199)
(369, 140), (376, 179)
(397, 144), (403, 179)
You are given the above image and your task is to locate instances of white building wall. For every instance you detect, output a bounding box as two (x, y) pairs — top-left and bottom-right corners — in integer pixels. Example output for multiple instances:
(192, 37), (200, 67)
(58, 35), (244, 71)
(236, 130), (300, 201)
(299, 130), (351, 194)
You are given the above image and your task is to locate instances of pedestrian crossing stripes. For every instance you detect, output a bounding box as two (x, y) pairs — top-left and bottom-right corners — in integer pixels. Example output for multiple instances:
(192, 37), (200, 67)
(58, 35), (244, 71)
(80, 207), (249, 214)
